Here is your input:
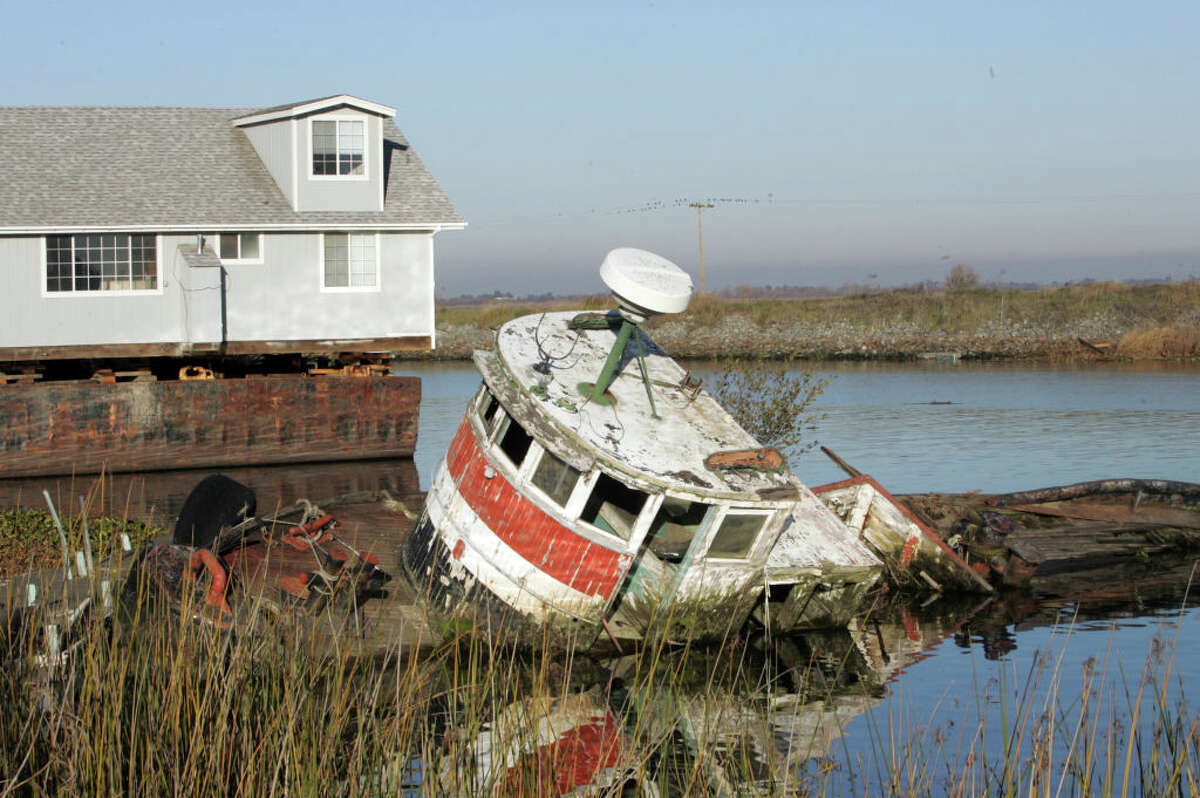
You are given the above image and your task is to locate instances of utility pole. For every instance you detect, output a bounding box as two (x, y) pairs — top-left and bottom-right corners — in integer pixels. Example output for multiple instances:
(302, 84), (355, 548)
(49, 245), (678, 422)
(688, 202), (714, 294)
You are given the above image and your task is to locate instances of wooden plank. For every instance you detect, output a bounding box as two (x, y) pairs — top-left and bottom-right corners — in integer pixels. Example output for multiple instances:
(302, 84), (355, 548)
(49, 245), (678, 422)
(0, 336), (432, 363)
(0, 375), (420, 478)
(1007, 500), (1200, 529)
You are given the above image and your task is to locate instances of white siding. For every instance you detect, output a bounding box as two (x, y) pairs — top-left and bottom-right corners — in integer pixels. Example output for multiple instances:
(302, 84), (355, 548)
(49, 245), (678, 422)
(0, 231), (434, 351)
(222, 231), (433, 343)
(241, 122), (297, 209)
(0, 235), (185, 348)
(293, 111), (384, 212)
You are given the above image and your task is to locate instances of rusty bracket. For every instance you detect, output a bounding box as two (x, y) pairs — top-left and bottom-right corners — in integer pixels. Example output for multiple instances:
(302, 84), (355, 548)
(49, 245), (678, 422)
(179, 365), (216, 381)
(705, 447), (786, 473)
(308, 364), (391, 378)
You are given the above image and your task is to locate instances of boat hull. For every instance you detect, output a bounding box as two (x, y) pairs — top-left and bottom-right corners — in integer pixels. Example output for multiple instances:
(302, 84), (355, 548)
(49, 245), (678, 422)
(0, 375), (419, 478)
(402, 416), (631, 646)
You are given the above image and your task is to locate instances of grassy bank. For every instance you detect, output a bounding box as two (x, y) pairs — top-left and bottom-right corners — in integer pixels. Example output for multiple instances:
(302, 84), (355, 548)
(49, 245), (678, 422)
(428, 280), (1200, 362)
(3, 582), (1198, 796)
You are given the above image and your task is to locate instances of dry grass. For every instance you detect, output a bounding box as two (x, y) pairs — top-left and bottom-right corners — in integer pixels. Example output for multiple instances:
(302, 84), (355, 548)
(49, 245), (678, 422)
(1118, 324), (1200, 359)
(437, 295), (610, 330)
(4, 571), (1199, 796)
(442, 281), (1200, 342)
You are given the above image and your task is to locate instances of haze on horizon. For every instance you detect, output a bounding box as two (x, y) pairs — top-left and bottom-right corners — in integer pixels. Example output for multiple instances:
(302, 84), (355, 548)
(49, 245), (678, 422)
(3, 1), (1197, 297)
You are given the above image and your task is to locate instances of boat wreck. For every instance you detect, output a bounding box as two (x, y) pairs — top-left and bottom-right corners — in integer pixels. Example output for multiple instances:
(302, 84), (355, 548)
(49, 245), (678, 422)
(404, 248), (882, 646)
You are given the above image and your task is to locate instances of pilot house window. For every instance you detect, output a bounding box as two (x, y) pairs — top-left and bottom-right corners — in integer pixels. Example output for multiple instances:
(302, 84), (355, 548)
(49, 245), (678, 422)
(580, 473), (648, 540)
(497, 417), (533, 468)
(708, 511), (768, 559)
(531, 450), (581, 507)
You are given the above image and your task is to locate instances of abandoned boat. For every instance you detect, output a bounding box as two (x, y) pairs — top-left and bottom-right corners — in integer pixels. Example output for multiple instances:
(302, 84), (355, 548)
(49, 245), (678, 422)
(403, 248), (882, 646)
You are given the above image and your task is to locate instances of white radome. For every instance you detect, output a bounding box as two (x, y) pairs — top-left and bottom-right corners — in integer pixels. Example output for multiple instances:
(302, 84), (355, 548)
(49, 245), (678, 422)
(599, 248), (693, 320)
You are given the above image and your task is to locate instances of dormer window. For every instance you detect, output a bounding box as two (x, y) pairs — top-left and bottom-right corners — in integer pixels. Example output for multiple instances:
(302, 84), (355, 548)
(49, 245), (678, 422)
(312, 119), (364, 177)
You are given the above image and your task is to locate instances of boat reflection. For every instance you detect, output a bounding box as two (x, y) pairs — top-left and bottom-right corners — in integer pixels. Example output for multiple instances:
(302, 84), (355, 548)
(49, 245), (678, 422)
(432, 598), (980, 796)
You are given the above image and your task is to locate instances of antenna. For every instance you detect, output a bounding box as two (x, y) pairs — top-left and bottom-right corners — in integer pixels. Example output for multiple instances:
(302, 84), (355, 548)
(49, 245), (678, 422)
(579, 248), (693, 412)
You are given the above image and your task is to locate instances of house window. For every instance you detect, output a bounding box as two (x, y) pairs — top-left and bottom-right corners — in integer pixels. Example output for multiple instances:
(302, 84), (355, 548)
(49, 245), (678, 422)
(212, 233), (261, 262)
(45, 234), (157, 293)
(312, 119), (364, 176)
(322, 233), (378, 290)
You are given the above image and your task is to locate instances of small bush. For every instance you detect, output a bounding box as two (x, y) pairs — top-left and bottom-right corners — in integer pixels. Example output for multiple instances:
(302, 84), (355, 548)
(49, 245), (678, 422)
(707, 358), (830, 457)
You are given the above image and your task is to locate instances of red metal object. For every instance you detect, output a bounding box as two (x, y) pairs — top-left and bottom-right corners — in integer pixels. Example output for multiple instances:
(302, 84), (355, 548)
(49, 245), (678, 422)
(187, 549), (232, 614)
(283, 514), (336, 550)
(0, 374), (420, 478)
(705, 447), (785, 472)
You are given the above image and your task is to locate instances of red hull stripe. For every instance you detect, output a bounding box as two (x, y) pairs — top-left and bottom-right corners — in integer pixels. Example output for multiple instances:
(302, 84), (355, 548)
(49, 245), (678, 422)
(445, 417), (624, 598)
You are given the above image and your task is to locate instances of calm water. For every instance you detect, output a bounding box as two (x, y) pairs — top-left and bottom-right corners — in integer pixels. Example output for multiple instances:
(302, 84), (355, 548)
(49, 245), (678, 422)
(395, 359), (1200, 790)
(397, 359), (1200, 494)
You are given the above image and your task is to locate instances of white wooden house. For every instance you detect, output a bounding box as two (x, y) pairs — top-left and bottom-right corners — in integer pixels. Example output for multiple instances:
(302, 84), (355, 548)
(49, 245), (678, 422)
(0, 95), (465, 363)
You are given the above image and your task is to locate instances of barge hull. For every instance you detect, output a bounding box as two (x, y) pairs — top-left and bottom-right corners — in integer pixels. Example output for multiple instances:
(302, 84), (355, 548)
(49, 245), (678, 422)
(0, 375), (419, 478)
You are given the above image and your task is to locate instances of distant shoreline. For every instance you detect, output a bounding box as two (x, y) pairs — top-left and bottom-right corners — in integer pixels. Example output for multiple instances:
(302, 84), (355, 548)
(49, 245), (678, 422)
(403, 281), (1200, 363)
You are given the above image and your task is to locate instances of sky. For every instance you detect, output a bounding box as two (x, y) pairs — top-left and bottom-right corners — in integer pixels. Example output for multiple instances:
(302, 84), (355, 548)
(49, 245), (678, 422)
(3, 0), (1199, 296)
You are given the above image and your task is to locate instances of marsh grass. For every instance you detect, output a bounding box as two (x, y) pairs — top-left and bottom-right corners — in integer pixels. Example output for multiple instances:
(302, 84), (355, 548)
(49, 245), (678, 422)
(440, 282), (1200, 358)
(4, 565), (1200, 796)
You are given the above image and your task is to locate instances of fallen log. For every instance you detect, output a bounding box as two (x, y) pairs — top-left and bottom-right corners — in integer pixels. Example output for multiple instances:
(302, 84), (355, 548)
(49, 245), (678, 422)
(988, 479), (1200, 507)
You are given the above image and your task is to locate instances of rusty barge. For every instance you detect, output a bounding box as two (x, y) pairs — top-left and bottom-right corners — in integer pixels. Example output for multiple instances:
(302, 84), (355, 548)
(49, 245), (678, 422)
(0, 367), (420, 479)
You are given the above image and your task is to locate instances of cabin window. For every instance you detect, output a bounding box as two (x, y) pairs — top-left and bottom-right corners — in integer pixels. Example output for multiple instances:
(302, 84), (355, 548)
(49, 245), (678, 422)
(707, 510), (769, 559)
(645, 497), (714, 562)
(475, 386), (502, 432)
(530, 449), (581, 507)
(321, 233), (378, 290)
(579, 473), (648, 540)
(210, 233), (262, 262)
(496, 417), (533, 469)
(45, 234), (157, 293)
(312, 119), (365, 176)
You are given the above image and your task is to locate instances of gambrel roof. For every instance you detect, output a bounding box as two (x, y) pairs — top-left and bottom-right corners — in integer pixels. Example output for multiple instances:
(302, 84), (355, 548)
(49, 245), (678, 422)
(0, 100), (464, 232)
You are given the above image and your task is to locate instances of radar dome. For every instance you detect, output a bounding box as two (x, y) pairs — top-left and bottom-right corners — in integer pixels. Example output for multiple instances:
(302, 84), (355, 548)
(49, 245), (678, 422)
(599, 248), (693, 323)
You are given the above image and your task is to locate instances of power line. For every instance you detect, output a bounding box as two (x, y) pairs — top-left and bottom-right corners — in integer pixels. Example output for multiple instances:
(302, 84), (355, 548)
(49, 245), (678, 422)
(688, 202), (714, 294)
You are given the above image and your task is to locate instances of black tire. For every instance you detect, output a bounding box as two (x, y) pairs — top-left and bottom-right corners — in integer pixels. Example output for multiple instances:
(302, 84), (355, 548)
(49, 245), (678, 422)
(172, 474), (257, 548)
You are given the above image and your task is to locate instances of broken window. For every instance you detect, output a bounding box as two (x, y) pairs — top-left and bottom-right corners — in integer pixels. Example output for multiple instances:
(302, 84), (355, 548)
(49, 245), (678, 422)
(475, 385), (501, 430)
(579, 473), (647, 540)
(645, 497), (713, 562)
(496, 417), (533, 469)
(530, 449), (581, 507)
(707, 510), (769, 559)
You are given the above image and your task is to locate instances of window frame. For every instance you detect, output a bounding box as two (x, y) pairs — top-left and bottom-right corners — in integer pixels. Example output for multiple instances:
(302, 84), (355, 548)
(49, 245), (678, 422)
(702, 507), (775, 562)
(574, 470), (653, 543)
(525, 444), (585, 511)
(319, 232), (381, 293)
(308, 115), (369, 181)
(211, 233), (264, 264)
(42, 234), (163, 298)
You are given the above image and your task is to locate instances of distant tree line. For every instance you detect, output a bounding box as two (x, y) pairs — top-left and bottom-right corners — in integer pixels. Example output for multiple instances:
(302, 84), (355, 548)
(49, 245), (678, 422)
(437, 270), (1193, 304)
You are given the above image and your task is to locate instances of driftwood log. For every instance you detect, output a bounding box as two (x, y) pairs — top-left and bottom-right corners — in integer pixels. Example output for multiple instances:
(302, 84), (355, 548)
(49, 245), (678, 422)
(987, 479), (1200, 507)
